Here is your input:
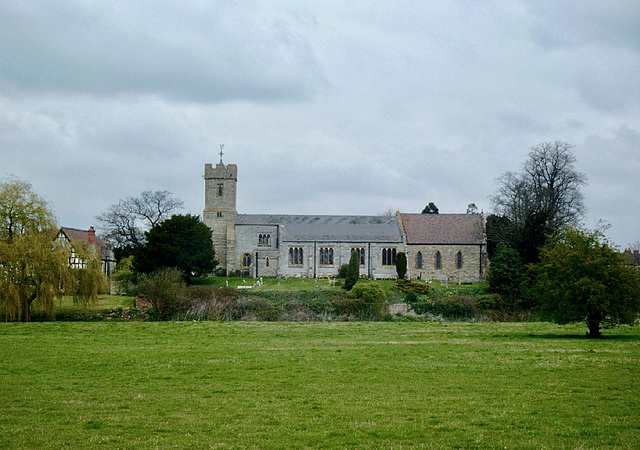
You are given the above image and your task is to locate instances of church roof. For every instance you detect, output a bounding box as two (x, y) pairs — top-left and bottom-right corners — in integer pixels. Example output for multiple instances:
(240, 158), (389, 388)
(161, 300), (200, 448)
(399, 213), (485, 245)
(237, 214), (403, 243)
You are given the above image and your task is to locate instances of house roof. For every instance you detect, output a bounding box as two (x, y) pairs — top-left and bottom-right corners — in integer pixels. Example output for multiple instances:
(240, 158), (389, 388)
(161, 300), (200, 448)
(399, 213), (485, 245)
(237, 214), (403, 243)
(58, 227), (114, 261)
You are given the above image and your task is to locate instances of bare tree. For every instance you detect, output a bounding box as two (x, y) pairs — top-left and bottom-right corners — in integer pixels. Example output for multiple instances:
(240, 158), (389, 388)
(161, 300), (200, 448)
(97, 190), (183, 248)
(491, 141), (586, 263)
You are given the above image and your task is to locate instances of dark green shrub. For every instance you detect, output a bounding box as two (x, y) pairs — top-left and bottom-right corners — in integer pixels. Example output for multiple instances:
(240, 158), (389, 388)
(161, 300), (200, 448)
(488, 244), (525, 305)
(333, 284), (389, 320)
(396, 252), (407, 279)
(337, 264), (349, 279)
(395, 279), (431, 295)
(344, 250), (360, 291)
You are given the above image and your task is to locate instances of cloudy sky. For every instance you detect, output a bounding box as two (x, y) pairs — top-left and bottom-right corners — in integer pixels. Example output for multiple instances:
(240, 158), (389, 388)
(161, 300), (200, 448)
(1, 1), (639, 248)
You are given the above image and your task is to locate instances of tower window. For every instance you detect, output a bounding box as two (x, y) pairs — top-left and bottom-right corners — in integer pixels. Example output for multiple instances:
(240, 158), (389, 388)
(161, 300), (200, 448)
(217, 212), (223, 218)
(242, 253), (252, 268)
(217, 184), (223, 196)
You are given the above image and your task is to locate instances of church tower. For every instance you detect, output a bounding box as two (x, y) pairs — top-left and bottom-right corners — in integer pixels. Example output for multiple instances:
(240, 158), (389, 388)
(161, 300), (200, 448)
(203, 156), (238, 275)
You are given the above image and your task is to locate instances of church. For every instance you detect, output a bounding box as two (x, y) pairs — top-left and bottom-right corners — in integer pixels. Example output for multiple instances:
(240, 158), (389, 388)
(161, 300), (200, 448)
(203, 160), (487, 282)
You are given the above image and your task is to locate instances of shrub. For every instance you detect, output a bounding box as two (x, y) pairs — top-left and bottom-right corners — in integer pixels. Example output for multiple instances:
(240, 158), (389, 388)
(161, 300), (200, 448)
(337, 264), (349, 279)
(395, 279), (431, 296)
(344, 251), (360, 291)
(333, 284), (389, 320)
(136, 268), (188, 320)
(395, 252), (407, 279)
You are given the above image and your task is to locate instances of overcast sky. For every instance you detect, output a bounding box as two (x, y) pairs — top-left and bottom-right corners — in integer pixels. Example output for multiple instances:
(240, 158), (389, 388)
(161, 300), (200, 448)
(1, 1), (639, 248)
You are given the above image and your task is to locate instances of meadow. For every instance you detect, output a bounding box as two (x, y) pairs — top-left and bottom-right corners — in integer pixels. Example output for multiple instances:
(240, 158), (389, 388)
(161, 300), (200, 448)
(1, 321), (638, 448)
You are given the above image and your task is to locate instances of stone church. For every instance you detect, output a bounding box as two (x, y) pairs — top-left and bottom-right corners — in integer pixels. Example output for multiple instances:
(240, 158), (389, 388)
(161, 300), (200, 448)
(203, 160), (487, 282)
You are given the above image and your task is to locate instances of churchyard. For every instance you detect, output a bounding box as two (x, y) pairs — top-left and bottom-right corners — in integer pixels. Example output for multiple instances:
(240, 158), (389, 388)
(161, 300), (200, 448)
(1, 319), (638, 448)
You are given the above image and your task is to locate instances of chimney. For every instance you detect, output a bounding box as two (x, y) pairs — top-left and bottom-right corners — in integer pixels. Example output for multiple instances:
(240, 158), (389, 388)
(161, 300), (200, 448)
(88, 227), (96, 245)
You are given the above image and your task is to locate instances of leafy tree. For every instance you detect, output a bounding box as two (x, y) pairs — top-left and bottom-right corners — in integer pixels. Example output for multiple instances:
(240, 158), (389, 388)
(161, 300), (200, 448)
(491, 142), (586, 264)
(530, 227), (640, 338)
(485, 214), (512, 260)
(395, 251), (407, 280)
(97, 190), (183, 251)
(487, 244), (525, 305)
(0, 176), (106, 321)
(421, 202), (439, 214)
(0, 175), (56, 241)
(133, 214), (216, 282)
(344, 250), (360, 291)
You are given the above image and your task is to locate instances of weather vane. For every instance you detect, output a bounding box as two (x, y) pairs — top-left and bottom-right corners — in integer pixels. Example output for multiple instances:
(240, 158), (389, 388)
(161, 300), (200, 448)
(219, 143), (224, 164)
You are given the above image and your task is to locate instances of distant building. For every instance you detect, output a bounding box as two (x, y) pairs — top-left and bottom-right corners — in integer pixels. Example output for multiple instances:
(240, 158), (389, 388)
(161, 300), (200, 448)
(203, 160), (487, 282)
(56, 227), (116, 277)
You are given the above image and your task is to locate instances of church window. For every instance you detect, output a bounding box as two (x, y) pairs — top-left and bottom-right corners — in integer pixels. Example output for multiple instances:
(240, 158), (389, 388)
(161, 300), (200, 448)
(217, 184), (223, 196)
(265, 257), (270, 268)
(319, 247), (334, 265)
(416, 251), (423, 269)
(456, 251), (463, 269)
(258, 234), (271, 247)
(216, 212), (223, 218)
(289, 247), (303, 266)
(382, 248), (397, 266)
(242, 253), (252, 269)
(351, 248), (365, 265)
(435, 251), (442, 269)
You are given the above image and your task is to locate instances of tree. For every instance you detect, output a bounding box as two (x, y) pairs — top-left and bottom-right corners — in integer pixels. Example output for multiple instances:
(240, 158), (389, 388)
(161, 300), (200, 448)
(0, 175), (56, 242)
(344, 250), (360, 291)
(492, 142), (586, 264)
(0, 176), (106, 321)
(97, 190), (183, 250)
(530, 227), (640, 338)
(133, 214), (216, 282)
(395, 251), (407, 280)
(421, 202), (439, 214)
(487, 243), (525, 305)
(137, 267), (188, 320)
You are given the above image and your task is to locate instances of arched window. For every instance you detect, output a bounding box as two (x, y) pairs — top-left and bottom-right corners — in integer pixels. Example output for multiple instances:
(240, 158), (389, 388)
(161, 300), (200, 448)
(319, 247), (334, 265)
(351, 248), (365, 265)
(258, 234), (271, 247)
(435, 251), (442, 269)
(242, 253), (252, 269)
(289, 247), (303, 266)
(416, 251), (423, 269)
(382, 248), (397, 266)
(456, 251), (463, 269)
(217, 184), (223, 196)
(265, 257), (270, 268)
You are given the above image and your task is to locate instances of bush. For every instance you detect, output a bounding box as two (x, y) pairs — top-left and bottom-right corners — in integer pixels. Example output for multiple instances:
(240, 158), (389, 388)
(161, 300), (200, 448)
(333, 284), (389, 320)
(395, 279), (431, 296)
(137, 268), (188, 320)
(337, 264), (349, 279)
(344, 251), (360, 291)
(396, 252), (407, 279)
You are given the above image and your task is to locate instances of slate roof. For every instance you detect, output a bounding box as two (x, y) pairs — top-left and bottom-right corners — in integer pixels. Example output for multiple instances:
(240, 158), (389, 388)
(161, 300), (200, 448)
(399, 213), (485, 245)
(237, 214), (403, 243)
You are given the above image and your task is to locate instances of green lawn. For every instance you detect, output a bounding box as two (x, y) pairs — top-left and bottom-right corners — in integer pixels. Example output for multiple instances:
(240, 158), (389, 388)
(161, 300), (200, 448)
(1, 321), (638, 448)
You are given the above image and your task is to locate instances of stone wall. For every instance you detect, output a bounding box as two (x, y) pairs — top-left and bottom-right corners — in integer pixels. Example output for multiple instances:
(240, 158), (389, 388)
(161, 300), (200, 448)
(405, 244), (485, 283)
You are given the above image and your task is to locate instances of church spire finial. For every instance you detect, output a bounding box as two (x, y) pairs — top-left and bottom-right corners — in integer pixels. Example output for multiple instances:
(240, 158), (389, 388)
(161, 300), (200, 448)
(219, 143), (224, 164)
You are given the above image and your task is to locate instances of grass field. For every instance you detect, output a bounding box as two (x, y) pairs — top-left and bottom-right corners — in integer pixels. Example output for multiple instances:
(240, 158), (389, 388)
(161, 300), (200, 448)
(1, 321), (638, 448)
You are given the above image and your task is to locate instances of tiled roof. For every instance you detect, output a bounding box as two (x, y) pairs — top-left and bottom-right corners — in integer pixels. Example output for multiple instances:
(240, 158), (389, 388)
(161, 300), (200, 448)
(399, 213), (485, 245)
(237, 214), (403, 243)
(59, 227), (113, 261)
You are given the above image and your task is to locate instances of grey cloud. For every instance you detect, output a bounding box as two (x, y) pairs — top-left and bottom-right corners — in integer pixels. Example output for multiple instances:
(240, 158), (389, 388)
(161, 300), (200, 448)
(0, 2), (325, 103)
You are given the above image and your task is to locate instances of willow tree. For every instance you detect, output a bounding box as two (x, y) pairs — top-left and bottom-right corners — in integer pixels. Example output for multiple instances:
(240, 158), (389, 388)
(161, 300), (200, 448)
(0, 176), (107, 321)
